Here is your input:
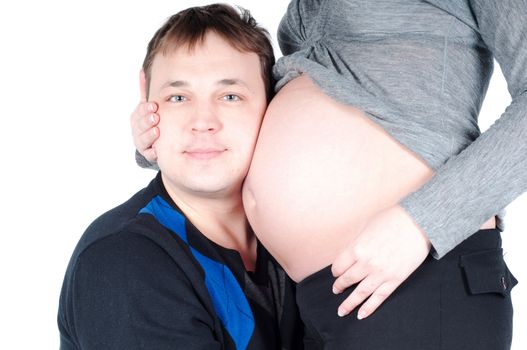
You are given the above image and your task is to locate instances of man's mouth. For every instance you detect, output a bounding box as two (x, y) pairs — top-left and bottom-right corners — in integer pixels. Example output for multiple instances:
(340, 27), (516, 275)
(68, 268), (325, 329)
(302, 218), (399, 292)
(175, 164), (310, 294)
(184, 148), (226, 160)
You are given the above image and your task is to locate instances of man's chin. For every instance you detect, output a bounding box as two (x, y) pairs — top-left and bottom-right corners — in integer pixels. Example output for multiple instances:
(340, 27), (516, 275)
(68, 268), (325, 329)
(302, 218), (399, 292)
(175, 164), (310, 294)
(188, 178), (244, 197)
(162, 171), (243, 198)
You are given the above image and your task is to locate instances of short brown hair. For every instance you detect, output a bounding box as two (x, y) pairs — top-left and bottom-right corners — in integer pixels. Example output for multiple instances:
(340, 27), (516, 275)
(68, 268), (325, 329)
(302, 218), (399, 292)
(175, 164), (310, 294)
(142, 4), (275, 101)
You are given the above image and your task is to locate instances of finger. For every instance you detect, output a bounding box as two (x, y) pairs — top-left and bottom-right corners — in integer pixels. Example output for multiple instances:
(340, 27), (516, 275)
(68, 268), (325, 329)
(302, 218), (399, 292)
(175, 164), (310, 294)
(356, 281), (398, 320)
(142, 148), (158, 164)
(337, 275), (381, 317)
(136, 103), (159, 123)
(331, 249), (357, 277)
(139, 70), (147, 102)
(139, 112), (159, 131)
(135, 127), (159, 152)
(131, 108), (159, 136)
(332, 263), (367, 294)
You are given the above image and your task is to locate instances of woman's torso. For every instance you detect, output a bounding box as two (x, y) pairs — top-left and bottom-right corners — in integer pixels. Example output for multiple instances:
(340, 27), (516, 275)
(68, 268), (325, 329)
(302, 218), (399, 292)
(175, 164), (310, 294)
(243, 0), (497, 281)
(242, 75), (495, 282)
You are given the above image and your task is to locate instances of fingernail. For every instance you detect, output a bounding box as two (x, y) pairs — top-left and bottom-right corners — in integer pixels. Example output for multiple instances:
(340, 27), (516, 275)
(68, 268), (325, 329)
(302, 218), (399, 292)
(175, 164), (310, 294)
(148, 103), (155, 112)
(357, 311), (365, 320)
(149, 114), (156, 124)
(332, 287), (340, 294)
(337, 307), (347, 317)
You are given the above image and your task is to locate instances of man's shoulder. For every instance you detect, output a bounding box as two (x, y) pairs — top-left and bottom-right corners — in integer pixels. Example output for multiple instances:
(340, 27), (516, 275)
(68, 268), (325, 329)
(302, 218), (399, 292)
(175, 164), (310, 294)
(63, 179), (203, 282)
(74, 184), (154, 255)
(72, 227), (192, 284)
(57, 201), (221, 349)
(59, 178), (209, 314)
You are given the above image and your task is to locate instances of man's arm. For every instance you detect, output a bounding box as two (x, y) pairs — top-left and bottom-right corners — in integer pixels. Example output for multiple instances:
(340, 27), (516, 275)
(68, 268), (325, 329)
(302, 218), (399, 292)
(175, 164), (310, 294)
(60, 232), (221, 350)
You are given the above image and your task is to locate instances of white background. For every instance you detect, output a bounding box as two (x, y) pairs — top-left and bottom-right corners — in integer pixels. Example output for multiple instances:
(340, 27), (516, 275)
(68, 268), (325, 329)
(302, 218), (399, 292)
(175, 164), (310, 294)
(0, 1), (524, 349)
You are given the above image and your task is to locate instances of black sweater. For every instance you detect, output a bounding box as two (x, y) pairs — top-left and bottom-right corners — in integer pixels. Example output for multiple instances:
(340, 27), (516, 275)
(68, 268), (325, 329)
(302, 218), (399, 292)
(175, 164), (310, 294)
(58, 173), (302, 349)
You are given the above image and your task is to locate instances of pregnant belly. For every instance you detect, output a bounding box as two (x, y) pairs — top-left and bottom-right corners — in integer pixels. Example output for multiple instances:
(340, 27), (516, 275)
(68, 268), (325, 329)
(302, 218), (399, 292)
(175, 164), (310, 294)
(243, 75), (492, 282)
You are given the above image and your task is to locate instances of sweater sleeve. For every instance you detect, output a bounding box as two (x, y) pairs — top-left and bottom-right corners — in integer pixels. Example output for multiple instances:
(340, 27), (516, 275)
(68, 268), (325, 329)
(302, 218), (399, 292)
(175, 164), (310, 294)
(60, 232), (221, 350)
(135, 149), (159, 170)
(399, 0), (527, 258)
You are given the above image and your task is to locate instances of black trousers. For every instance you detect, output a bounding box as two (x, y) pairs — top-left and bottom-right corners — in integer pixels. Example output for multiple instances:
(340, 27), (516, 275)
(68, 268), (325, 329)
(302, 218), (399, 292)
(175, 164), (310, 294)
(296, 229), (517, 350)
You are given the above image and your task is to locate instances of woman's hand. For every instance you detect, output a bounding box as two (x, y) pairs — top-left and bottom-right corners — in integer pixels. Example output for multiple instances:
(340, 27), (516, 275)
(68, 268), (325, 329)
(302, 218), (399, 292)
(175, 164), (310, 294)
(331, 204), (432, 319)
(130, 70), (160, 164)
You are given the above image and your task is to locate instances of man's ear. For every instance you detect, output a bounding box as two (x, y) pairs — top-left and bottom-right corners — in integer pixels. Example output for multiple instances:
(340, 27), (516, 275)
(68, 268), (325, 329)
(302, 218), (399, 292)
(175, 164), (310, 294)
(139, 70), (147, 102)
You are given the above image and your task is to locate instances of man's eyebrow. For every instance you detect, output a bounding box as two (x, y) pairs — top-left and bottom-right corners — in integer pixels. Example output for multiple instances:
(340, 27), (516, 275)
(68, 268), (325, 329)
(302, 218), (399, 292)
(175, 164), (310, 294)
(161, 80), (189, 89)
(161, 78), (251, 90)
(217, 78), (254, 93)
(217, 78), (247, 87)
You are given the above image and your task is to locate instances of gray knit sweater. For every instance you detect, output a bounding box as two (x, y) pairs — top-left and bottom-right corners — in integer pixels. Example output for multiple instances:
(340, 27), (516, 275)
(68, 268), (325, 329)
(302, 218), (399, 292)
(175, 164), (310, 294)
(275, 0), (527, 258)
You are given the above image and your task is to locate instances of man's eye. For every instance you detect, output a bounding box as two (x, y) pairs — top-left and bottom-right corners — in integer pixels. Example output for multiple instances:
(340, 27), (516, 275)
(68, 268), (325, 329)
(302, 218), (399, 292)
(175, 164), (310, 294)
(168, 95), (186, 103)
(223, 94), (241, 101)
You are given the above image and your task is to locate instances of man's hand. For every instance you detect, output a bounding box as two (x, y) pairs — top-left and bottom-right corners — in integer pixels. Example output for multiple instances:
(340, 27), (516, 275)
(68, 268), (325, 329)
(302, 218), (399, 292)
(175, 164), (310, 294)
(130, 70), (160, 164)
(331, 204), (432, 319)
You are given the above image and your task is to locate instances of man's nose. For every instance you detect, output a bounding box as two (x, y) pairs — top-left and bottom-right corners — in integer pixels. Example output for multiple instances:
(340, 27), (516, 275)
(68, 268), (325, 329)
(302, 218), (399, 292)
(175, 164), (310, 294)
(190, 103), (222, 133)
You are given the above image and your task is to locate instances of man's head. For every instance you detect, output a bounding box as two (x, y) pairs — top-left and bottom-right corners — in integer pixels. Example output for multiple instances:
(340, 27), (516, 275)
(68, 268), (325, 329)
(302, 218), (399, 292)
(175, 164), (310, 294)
(143, 4), (275, 101)
(143, 4), (274, 200)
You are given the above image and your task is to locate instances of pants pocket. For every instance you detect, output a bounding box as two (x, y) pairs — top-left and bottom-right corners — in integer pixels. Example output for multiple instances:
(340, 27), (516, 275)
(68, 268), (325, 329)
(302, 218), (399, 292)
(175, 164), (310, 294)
(459, 248), (518, 297)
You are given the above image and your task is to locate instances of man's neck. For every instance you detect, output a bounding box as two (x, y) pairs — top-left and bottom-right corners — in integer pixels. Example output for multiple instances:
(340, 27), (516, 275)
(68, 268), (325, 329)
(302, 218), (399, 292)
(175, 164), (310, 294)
(161, 178), (256, 265)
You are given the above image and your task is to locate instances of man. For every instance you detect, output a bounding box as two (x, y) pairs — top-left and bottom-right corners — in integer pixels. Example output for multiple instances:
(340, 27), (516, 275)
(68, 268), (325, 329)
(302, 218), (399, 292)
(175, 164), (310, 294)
(58, 5), (300, 349)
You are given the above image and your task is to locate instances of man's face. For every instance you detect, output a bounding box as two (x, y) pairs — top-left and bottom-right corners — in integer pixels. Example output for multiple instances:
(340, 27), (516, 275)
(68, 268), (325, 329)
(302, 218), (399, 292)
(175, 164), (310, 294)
(149, 32), (267, 198)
